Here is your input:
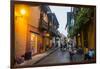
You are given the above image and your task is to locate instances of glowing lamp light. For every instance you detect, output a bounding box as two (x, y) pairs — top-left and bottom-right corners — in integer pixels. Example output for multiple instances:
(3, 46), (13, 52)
(20, 8), (26, 15)
(46, 33), (50, 37)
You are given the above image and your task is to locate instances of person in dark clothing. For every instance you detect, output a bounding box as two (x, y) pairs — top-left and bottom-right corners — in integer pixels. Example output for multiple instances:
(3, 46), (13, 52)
(56, 43), (58, 47)
(69, 49), (74, 61)
(60, 43), (63, 51)
(77, 47), (83, 55)
(84, 48), (95, 60)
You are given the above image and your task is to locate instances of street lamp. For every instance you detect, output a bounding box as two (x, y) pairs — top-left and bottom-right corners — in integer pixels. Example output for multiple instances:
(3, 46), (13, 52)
(15, 5), (28, 17)
(15, 5), (28, 21)
(20, 8), (26, 16)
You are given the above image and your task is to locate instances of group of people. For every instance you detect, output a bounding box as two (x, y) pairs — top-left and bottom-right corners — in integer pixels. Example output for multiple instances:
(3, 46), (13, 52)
(60, 42), (67, 51)
(60, 41), (95, 61)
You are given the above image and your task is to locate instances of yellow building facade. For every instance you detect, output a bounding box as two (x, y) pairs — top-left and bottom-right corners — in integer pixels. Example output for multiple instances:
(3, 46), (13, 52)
(76, 19), (96, 54)
(14, 4), (43, 60)
(14, 3), (53, 61)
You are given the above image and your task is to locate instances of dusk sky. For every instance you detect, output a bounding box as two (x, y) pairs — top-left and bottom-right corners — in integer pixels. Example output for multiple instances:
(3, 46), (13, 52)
(49, 6), (71, 37)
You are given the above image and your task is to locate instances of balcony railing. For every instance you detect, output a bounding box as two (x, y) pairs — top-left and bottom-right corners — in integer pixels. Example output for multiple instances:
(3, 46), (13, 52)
(40, 19), (48, 30)
(49, 26), (58, 36)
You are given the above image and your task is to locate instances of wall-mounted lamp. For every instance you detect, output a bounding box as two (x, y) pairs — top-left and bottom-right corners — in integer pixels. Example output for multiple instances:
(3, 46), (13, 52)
(20, 8), (26, 16)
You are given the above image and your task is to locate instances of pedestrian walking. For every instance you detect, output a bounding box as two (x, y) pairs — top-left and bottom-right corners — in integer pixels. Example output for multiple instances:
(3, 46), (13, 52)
(69, 49), (74, 61)
(60, 43), (64, 51)
(77, 47), (83, 55)
(60, 43), (62, 51)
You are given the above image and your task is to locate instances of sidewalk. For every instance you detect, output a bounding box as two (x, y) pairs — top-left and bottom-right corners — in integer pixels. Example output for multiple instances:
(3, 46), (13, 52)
(15, 47), (58, 67)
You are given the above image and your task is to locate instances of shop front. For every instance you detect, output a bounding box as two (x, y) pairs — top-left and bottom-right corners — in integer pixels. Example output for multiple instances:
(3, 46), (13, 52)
(30, 33), (38, 55)
(42, 31), (51, 51)
(30, 32), (43, 55)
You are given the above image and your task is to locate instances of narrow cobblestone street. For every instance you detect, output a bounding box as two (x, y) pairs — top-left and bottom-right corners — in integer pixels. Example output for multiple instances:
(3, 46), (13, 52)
(34, 48), (70, 65)
(33, 47), (84, 66)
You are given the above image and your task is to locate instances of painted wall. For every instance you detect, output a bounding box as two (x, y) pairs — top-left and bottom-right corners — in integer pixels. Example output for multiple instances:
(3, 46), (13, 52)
(15, 4), (41, 57)
(29, 6), (40, 28)
(79, 20), (96, 53)
(87, 21), (96, 49)
(15, 4), (30, 57)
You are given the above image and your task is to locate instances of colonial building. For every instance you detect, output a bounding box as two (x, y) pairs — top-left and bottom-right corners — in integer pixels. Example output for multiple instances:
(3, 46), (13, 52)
(39, 5), (53, 51)
(15, 4), (42, 61)
(47, 13), (60, 47)
(66, 7), (96, 54)
(14, 3), (59, 64)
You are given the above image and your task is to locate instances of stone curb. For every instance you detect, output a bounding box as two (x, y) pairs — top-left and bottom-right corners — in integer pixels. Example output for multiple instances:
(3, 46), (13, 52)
(15, 47), (59, 67)
(34, 47), (59, 64)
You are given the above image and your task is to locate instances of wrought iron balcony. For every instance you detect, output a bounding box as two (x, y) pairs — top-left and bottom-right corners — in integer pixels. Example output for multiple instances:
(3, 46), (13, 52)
(39, 19), (48, 31)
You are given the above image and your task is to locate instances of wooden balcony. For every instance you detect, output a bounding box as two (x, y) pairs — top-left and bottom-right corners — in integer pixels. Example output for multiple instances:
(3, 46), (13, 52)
(49, 26), (57, 36)
(39, 19), (48, 31)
